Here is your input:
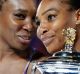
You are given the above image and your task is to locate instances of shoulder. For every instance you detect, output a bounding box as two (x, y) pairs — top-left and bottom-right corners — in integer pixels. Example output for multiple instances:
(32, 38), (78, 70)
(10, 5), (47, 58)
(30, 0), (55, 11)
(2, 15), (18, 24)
(27, 56), (49, 74)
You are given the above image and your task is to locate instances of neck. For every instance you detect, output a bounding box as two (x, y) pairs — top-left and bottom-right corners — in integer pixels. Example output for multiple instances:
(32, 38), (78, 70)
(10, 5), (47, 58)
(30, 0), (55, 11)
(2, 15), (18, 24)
(0, 38), (28, 61)
(74, 25), (80, 52)
(74, 38), (80, 52)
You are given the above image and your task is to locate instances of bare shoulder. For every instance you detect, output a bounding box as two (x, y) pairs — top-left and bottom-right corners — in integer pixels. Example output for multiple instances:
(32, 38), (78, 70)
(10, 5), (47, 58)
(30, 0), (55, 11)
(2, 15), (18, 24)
(0, 58), (27, 74)
(27, 56), (49, 74)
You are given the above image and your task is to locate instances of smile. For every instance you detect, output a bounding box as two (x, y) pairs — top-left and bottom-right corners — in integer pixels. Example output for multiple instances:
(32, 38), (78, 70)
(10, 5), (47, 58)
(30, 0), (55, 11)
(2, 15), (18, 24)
(17, 35), (31, 44)
(41, 35), (55, 46)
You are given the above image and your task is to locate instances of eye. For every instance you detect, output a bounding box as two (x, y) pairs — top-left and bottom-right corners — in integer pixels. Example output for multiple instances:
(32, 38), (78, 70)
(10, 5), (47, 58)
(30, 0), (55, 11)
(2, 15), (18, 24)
(48, 15), (56, 22)
(32, 16), (36, 22)
(35, 17), (40, 26)
(14, 13), (26, 20)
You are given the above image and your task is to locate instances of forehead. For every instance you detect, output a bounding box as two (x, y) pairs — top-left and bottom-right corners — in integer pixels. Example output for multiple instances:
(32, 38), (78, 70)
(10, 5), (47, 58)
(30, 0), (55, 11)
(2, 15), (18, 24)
(3, 0), (36, 12)
(37, 0), (70, 16)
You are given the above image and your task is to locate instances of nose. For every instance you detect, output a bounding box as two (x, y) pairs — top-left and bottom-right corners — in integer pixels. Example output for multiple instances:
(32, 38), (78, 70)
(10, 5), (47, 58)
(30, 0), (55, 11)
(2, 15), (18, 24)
(41, 28), (48, 34)
(39, 23), (49, 35)
(23, 18), (33, 32)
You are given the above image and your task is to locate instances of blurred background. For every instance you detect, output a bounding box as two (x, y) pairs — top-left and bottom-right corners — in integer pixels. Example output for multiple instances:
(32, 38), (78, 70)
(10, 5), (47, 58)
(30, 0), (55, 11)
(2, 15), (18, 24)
(34, 0), (41, 7)
(29, 0), (50, 58)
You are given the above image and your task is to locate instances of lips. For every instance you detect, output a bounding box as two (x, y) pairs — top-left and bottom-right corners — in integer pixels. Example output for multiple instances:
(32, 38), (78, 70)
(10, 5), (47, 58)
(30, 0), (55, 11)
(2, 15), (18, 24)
(17, 35), (31, 44)
(40, 35), (55, 46)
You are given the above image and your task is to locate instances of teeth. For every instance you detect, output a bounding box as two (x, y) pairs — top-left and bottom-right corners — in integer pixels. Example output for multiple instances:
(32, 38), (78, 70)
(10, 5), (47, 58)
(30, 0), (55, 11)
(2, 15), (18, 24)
(21, 36), (30, 40)
(22, 37), (28, 40)
(18, 35), (30, 40)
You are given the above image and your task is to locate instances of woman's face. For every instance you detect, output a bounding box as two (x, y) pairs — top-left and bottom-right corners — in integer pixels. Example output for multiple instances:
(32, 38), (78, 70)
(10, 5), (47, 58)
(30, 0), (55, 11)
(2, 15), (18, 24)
(36, 0), (76, 54)
(0, 0), (36, 50)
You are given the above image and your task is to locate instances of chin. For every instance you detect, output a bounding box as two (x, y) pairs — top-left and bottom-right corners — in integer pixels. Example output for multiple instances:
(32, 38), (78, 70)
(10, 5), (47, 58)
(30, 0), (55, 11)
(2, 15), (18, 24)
(46, 45), (61, 54)
(14, 44), (28, 50)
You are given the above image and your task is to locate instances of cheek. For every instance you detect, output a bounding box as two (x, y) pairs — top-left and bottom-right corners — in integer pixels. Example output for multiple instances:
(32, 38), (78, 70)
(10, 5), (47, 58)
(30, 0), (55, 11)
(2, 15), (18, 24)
(8, 17), (21, 32)
(37, 27), (41, 38)
(56, 31), (65, 46)
(0, 23), (9, 37)
(52, 22), (66, 32)
(46, 34), (65, 54)
(52, 14), (70, 31)
(2, 20), (17, 40)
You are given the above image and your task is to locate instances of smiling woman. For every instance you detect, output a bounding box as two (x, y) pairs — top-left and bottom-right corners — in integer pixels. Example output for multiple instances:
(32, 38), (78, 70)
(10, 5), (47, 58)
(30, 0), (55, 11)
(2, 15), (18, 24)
(36, 0), (80, 54)
(0, 0), (37, 74)
(30, 0), (80, 74)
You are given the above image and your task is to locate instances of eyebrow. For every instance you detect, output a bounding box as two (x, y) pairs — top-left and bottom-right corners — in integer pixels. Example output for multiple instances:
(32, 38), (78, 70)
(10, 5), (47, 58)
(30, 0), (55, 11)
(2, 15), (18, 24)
(16, 9), (28, 13)
(42, 8), (59, 15)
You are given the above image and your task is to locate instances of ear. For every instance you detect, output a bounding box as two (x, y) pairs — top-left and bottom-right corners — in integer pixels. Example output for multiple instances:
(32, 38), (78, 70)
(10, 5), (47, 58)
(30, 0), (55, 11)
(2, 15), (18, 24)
(75, 9), (80, 25)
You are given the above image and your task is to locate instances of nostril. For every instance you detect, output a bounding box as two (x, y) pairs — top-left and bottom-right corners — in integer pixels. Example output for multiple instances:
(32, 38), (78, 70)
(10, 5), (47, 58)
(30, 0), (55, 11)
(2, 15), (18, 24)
(43, 30), (48, 34)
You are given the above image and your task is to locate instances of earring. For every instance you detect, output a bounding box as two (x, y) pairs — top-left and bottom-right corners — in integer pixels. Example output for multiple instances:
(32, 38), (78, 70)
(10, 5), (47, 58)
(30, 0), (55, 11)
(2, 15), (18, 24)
(62, 27), (76, 53)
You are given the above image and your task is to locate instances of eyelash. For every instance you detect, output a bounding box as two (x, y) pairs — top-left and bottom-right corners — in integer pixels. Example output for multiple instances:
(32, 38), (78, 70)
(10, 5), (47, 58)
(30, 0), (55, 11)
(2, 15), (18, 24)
(34, 14), (57, 26)
(47, 14), (56, 22)
(14, 13), (27, 20)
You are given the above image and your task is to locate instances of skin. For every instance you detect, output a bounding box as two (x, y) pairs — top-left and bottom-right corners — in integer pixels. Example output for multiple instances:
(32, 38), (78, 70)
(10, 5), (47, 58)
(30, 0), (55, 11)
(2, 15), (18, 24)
(36, 0), (80, 54)
(27, 0), (80, 74)
(0, 0), (36, 74)
(0, 0), (36, 50)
